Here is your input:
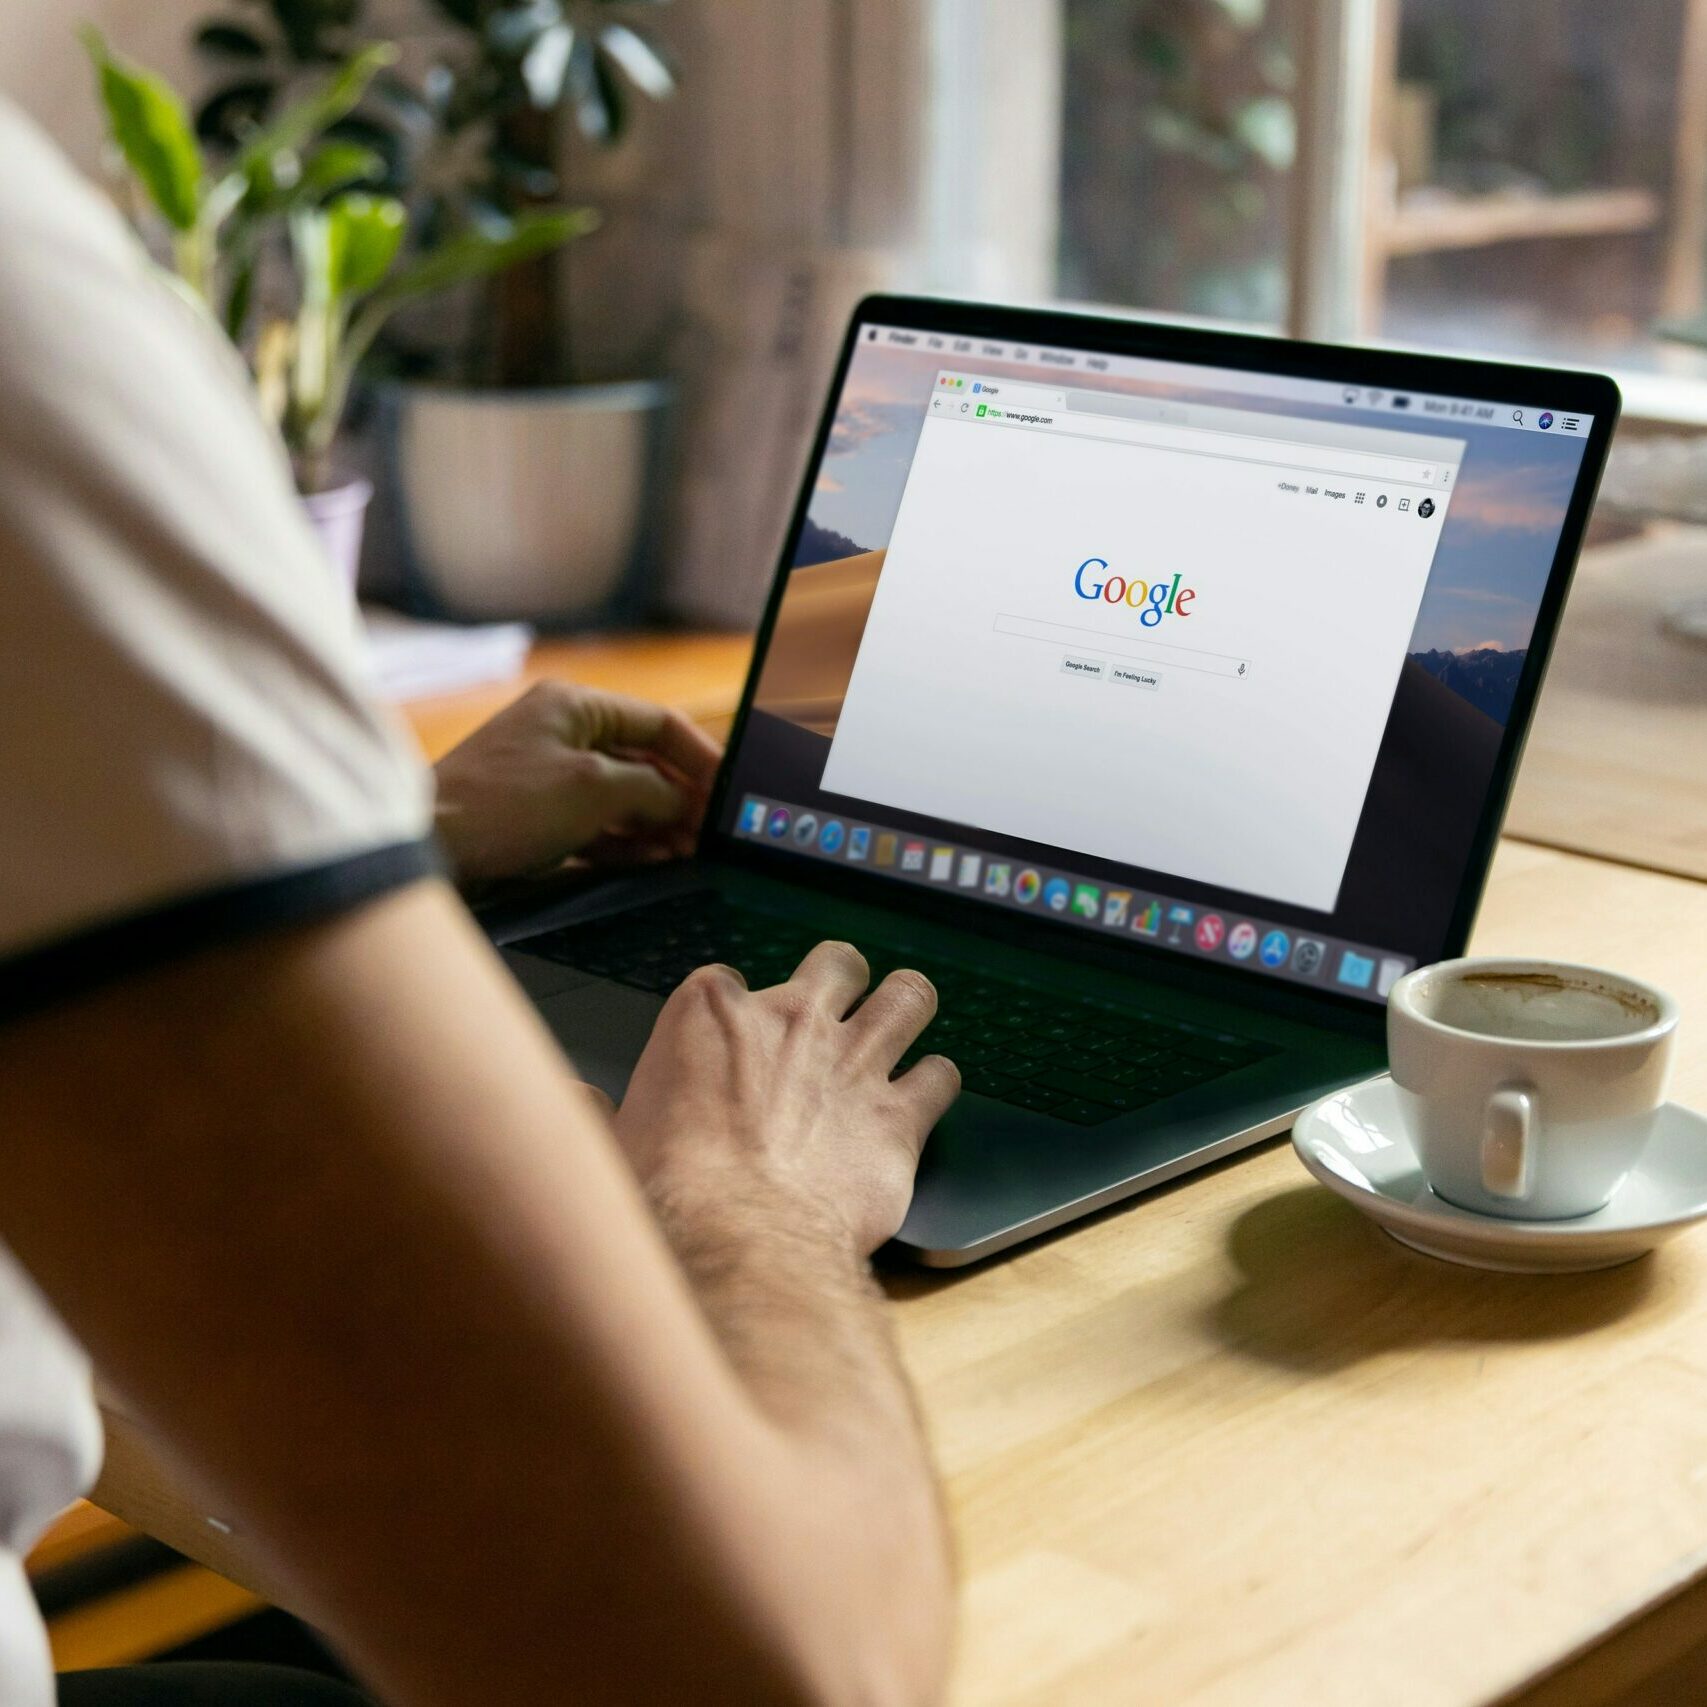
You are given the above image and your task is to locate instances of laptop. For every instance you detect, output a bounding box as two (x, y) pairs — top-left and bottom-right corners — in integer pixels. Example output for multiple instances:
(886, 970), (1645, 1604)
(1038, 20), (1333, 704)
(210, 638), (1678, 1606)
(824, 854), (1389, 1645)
(489, 295), (1619, 1265)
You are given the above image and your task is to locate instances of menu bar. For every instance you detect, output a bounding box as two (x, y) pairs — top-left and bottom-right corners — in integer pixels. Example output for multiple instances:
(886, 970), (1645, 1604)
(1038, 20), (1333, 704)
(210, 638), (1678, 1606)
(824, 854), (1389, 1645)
(864, 323), (1593, 436)
(735, 794), (1411, 1003)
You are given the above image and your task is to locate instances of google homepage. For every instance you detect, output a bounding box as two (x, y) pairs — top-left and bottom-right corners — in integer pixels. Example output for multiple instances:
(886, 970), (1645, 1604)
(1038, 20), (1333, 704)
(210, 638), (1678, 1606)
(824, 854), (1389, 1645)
(819, 382), (1465, 913)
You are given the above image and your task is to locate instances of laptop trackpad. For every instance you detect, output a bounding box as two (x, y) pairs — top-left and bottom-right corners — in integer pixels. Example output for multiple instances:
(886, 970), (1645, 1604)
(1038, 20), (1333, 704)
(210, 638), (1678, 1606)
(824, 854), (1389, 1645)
(533, 980), (664, 1103)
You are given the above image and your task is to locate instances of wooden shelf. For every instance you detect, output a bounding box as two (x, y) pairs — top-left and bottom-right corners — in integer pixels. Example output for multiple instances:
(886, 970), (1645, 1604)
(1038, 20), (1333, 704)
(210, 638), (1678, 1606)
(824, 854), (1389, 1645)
(1375, 185), (1662, 257)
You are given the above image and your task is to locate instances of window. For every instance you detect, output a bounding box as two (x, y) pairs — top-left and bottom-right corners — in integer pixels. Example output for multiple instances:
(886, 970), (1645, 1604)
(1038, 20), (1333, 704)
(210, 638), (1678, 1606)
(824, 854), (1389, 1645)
(1054, 0), (1707, 397)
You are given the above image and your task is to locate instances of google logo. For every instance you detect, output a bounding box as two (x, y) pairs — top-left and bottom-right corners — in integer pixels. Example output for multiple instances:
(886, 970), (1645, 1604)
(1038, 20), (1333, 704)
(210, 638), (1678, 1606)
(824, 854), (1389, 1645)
(1074, 558), (1196, 628)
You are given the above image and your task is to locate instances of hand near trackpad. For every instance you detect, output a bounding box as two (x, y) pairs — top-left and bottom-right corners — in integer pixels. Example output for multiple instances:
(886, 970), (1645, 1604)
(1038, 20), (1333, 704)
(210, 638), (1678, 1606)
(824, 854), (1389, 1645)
(534, 982), (665, 1103)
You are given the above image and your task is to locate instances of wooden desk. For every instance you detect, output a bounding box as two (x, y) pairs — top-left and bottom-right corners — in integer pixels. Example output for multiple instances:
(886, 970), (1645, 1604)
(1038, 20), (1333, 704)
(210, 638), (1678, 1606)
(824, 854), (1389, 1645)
(94, 634), (1707, 1707)
(1505, 523), (1707, 883)
(399, 630), (754, 760)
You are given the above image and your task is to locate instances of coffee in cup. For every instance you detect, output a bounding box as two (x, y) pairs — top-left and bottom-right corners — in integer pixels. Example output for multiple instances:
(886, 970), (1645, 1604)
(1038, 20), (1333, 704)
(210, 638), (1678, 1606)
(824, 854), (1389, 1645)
(1386, 958), (1678, 1220)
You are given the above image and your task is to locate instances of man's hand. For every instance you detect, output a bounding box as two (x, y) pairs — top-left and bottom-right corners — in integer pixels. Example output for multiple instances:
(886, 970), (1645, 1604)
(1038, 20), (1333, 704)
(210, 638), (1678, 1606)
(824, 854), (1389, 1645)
(432, 681), (722, 884)
(615, 943), (961, 1257)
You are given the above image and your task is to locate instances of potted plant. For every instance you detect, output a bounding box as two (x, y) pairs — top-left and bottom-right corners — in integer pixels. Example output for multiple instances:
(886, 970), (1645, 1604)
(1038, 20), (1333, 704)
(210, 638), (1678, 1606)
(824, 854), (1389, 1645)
(193, 0), (679, 624)
(82, 28), (590, 589)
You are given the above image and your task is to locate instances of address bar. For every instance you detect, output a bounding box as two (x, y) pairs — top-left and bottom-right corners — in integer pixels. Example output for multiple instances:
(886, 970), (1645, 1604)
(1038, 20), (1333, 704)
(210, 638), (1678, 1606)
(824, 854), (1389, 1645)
(975, 402), (1447, 486)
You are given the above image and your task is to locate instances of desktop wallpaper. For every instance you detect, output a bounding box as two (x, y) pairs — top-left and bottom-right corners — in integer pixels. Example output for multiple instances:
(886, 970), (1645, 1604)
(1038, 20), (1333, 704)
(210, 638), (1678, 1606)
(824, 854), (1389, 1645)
(730, 329), (1592, 961)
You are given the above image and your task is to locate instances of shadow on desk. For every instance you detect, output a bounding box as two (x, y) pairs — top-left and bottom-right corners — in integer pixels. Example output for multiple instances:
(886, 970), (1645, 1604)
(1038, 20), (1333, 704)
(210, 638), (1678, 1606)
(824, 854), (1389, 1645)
(1208, 1184), (1662, 1374)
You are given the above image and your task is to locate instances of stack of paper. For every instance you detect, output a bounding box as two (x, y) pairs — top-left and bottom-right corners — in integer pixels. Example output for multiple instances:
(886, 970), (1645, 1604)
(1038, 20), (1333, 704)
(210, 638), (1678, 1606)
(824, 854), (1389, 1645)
(362, 607), (534, 701)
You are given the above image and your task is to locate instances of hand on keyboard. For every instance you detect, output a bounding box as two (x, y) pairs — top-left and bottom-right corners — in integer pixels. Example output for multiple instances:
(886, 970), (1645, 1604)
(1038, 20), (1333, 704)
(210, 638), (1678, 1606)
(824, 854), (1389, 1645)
(609, 941), (961, 1257)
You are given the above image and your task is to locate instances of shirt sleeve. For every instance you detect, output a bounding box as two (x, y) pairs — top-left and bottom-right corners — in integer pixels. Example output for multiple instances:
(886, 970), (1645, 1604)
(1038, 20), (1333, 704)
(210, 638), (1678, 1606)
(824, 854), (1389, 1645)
(0, 102), (438, 1023)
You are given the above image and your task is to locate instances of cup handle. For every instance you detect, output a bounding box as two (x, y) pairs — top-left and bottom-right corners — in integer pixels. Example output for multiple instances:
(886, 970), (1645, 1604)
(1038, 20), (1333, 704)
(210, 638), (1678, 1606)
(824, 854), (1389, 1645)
(1482, 1087), (1534, 1200)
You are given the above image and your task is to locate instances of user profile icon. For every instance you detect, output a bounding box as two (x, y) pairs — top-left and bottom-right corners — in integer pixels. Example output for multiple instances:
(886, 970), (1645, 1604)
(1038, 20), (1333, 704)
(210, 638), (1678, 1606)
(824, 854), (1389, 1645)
(1416, 497), (1435, 518)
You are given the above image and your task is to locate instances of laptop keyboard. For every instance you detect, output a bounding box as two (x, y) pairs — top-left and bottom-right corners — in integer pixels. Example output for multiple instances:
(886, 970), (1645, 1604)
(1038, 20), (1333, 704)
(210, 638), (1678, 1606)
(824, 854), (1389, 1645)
(518, 893), (1276, 1126)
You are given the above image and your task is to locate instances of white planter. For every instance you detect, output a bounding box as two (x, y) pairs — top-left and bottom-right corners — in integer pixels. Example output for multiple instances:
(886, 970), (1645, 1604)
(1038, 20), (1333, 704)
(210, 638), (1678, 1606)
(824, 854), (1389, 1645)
(300, 476), (373, 597)
(393, 380), (669, 624)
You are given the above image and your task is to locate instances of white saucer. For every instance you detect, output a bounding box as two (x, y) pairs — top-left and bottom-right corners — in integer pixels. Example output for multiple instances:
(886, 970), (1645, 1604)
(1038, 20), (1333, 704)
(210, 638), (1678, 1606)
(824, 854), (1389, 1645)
(1291, 1077), (1707, 1272)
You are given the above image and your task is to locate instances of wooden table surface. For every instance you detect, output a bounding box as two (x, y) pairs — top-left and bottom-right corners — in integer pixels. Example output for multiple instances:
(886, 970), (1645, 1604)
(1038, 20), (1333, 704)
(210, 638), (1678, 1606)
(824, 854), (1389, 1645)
(1505, 523), (1707, 883)
(96, 629), (1707, 1707)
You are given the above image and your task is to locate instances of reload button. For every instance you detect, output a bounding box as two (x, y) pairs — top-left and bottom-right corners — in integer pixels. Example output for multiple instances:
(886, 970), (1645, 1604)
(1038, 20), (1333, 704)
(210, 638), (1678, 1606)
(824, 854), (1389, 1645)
(1109, 664), (1162, 690)
(1060, 653), (1107, 679)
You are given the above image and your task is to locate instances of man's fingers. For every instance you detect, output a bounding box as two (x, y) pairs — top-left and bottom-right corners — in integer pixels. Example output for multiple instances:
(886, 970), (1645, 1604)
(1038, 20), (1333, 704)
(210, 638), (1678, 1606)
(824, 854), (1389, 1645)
(847, 969), (938, 1069)
(571, 689), (723, 790)
(787, 940), (872, 1014)
(588, 754), (686, 831)
(890, 1055), (962, 1151)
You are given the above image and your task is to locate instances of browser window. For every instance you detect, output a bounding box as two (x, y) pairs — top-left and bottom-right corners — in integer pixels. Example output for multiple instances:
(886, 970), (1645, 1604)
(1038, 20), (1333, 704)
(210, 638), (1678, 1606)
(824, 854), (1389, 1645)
(820, 376), (1464, 912)
(719, 317), (1598, 1004)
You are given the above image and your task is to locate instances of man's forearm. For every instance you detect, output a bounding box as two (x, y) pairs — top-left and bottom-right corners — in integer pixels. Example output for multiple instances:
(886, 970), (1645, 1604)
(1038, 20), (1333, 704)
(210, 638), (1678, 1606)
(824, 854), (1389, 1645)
(649, 1169), (955, 1692)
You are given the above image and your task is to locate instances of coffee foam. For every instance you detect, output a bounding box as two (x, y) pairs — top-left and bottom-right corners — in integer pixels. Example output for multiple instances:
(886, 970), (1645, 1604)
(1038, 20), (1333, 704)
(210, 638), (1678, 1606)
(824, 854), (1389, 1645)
(1425, 971), (1657, 1043)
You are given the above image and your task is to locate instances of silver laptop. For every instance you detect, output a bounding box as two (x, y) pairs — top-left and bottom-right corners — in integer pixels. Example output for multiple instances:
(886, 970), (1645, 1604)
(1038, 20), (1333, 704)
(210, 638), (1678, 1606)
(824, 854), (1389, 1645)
(488, 296), (1619, 1265)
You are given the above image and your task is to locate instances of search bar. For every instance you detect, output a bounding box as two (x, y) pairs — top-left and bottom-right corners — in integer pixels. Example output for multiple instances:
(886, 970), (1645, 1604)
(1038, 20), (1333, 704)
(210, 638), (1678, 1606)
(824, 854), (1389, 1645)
(993, 613), (1250, 679)
(977, 403), (1448, 486)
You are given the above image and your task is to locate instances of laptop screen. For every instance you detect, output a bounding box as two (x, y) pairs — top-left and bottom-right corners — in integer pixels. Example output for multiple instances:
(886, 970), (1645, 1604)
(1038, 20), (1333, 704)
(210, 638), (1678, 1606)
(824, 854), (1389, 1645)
(716, 310), (1600, 1005)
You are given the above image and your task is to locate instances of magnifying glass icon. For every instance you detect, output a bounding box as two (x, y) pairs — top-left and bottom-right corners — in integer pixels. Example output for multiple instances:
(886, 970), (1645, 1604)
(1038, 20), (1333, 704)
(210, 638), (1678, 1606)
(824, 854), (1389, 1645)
(1512, 408), (1524, 425)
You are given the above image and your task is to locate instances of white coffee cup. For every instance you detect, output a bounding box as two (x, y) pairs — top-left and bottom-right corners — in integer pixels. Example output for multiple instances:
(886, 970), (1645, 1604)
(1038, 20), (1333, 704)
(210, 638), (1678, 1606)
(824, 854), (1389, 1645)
(1386, 957), (1679, 1220)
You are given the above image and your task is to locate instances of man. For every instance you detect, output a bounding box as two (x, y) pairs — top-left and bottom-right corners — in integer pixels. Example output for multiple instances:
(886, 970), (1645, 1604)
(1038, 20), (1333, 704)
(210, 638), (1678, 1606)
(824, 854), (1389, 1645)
(0, 99), (959, 1706)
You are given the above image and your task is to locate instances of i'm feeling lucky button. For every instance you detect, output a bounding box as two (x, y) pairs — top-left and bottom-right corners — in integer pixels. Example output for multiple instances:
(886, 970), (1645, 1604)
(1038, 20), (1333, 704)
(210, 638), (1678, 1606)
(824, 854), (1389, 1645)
(1060, 653), (1162, 690)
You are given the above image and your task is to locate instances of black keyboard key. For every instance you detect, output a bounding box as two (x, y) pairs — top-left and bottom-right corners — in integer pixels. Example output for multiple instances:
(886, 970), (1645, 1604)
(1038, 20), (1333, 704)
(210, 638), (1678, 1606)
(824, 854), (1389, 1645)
(1010, 1085), (1068, 1114)
(1032, 1067), (1154, 1111)
(1055, 1097), (1119, 1126)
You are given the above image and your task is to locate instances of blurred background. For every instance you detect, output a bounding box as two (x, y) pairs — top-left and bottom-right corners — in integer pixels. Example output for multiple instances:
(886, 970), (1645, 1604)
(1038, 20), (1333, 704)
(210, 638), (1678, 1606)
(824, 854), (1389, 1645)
(16, 0), (1707, 628)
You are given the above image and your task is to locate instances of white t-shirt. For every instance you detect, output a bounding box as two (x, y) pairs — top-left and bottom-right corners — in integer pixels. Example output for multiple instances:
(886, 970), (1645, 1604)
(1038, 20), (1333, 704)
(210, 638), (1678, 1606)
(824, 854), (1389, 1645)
(0, 102), (435, 1702)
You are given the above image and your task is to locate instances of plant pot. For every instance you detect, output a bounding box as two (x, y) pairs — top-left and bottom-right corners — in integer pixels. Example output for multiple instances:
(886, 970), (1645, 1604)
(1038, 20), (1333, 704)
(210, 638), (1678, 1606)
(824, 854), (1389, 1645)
(300, 476), (373, 596)
(389, 380), (671, 626)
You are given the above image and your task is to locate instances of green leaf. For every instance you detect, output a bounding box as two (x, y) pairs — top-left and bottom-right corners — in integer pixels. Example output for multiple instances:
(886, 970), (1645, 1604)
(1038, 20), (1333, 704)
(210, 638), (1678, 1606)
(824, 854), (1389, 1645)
(1232, 94), (1295, 170)
(521, 21), (574, 107)
(234, 41), (398, 180)
(375, 206), (595, 308)
(326, 192), (406, 296)
(598, 23), (674, 100)
(81, 28), (204, 231)
(195, 22), (268, 59)
(1209, 0), (1266, 27)
(299, 139), (386, 198)
(564, 34), (611, 141)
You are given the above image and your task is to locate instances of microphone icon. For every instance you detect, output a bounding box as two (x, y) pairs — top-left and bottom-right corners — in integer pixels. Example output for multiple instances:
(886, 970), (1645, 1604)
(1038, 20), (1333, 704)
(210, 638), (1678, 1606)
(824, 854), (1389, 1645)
(1238, 662), (1246, 676)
